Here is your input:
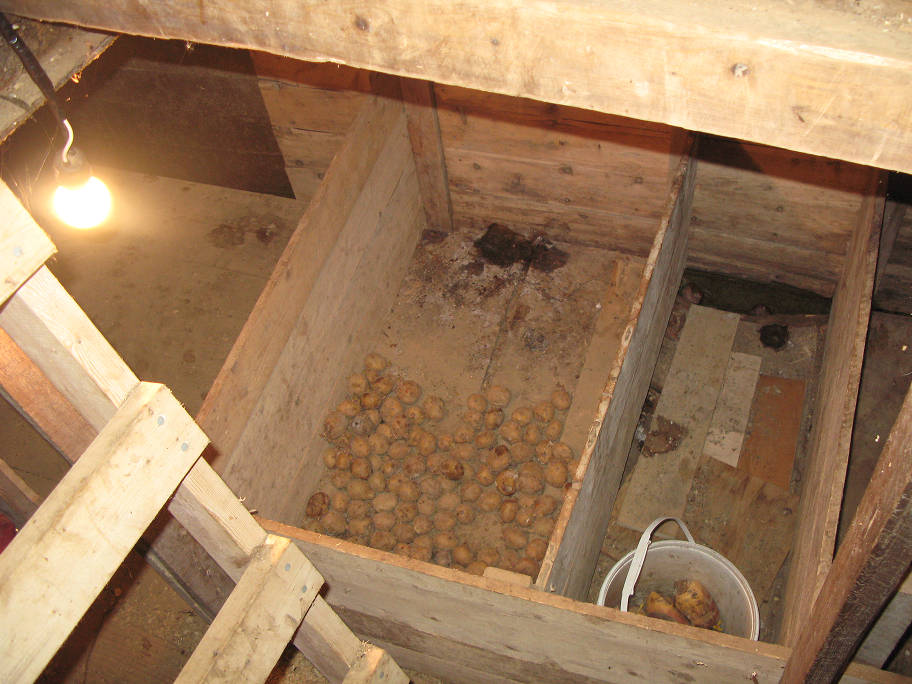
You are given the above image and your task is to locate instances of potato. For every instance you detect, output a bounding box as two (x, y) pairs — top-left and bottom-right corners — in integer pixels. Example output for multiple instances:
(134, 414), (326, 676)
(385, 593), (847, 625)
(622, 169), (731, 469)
(373, 374), (395, 395)
(420, 477), (443, 498)
(349, 373), (369, 395)
(413, 515), (434, 535)
(455, 503), (475, 524)
(454, 423), (475, 444)
(495, 470), (518, 496)
(535, 441), (554, 465)
(322, 510), (347, 536)
(360, 391), (383, 410)
(523, 423), (542, 445)
(517, 462), (544, 494)
(478, 490), (502, 512)
(466, 561), (487, 576)
(646, 591), (690, 625)
(405, 405), (426, 425)
(417, 431), (437, 456)
(474, 429), (496, 449)
(434, 531), (459, 550)
(544, 419), (563, 441)
(460, 482), (483, 502)
(373, 510), (397, 531)
(526, 537), (549, 562)
(438, 492), (461, 511)
(366, 435), (388, 460)
(434, 511), (457, 531)
(511, 406), (533, 425)
(502, 526), (528, 550)
(392, 522), (416, 544)
(388, 440), (411, 461)
(467, 393), (488, 412)
(387, 472), (408, 494)
(486, 445), (511, 472)
(367, 472), (387, 492)
(432, 549), (453, 567)
(441, 458), (465, 481)
(351, 457), (372, 479)
(417, 496), (437, 517)
(514, 557), (539, 577)
(485, 384), (511, 408)
(674, 580), (721, 629)
(426, 452), (445, 473)
(403, 456), (427, 477)
(475, 464), (495, 487)
(460, 462), (475, 483)
(552, 442), (574, 462)
(347, 499), (371, 520)
(533, 495), (558, 517)
(545, 461), (568, 488)
(437, 433), (455, 451)
(348, 517), (372, 538)
(398, 480), (420, 502)
(337, 397), (360, 417)
(374, 492), (397, 512)
(323, 411), (348, 440)
(534, 400), (555, 423)
(331, 491), (349, 512)
(364, 367), (382, 384)
(531, 517), (553, 539)
(500, 499), (519, 523)
(350, 436), (372, 459)
(322, 448), (338, 469)
(453, 544), (474, 566)
(305, 492), (330, 519)
(511, 443), (534, 464)
(370, 530), (397, 551)
(516, 507), (536, 527)
(330, 470), (351, 490)
(422, 395), (446, 422)
(396, 380), (422, 405)
(347, 479), (374, 500)
(453, 444), (476, 461)
(551, 387), (572, 410)
(517, 493), (537, 509)
(380, 396), (404, 423)
(393, 542), (411, 557)
(395, 501), (418, 523)
(375, 423), (394, 441)
(388, 414), (411, 440)
(500, 420), (523, 443)
(409, 542), (433, 563)
(478, 547), (500, 566)
(364, 352), (389, 372)
(369, 453), (384, 472)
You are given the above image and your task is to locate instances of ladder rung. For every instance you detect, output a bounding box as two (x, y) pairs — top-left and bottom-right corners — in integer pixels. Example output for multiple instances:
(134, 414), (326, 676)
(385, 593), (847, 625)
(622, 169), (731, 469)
(0, 381), (207, 683)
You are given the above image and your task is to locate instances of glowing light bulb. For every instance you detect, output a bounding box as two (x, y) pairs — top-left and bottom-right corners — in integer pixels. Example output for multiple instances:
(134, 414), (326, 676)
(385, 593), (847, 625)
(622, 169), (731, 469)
(52, 175), (111, 229)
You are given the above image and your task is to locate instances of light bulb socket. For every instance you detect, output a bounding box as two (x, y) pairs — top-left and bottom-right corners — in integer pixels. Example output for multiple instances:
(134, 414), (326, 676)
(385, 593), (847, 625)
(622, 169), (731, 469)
(54, 145), (92, 188)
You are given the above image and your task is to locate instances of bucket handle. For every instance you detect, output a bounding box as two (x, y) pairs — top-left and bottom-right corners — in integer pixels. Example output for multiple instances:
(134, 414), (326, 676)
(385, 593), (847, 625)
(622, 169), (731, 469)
(620, 516), (695, 612)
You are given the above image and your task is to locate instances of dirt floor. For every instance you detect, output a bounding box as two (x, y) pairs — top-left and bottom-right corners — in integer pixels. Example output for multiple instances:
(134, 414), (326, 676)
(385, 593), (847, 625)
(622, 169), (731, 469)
(2, 163), (911, 679)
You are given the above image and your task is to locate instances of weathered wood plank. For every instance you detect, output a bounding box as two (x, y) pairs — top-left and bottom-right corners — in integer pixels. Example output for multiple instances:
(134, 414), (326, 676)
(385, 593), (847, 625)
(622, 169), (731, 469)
(177, 535), (322, 684)
(3, 0), (912, 173)
(781, 170), (886, 645)
(856, 574), (912, 668)
(0, 183), (55, 306)
(0, 456), (40, 527)
(704, 352), (761, 468)
(0, 382), (207, 684)
(342, 645), (409, 684)
(540, 143), (696, 598)
(782, 382), (912, 683)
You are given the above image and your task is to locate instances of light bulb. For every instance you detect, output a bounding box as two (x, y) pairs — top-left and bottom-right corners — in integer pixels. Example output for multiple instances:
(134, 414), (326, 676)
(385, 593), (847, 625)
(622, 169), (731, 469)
(52, 175), (111, 229)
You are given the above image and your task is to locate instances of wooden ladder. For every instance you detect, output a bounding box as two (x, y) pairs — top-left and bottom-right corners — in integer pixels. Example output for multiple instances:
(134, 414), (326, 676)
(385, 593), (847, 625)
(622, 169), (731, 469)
(0, 182), (408, 683)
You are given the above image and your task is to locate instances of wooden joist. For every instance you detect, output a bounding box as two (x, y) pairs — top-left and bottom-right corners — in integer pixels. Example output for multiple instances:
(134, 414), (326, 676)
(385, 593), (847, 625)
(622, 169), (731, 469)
(3, 0), (912, 174)
(343, 645), (409, 684)
(0, 183), (55, 305)
(0, 381), (207, 683)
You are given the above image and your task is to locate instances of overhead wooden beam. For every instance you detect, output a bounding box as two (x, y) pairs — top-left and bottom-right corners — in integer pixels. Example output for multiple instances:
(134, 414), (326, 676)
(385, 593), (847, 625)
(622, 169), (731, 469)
(2, 1), (912, 173)
(782, 382), (912, 683)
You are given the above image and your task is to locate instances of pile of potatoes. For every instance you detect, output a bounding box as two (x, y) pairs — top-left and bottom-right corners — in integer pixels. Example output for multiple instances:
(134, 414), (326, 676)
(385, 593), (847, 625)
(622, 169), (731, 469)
(303, 352), (579, 578)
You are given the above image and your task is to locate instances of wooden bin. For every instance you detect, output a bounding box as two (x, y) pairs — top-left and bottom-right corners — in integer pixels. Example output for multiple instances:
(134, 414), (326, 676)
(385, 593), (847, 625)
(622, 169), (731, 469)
(152, 63), (888, 682)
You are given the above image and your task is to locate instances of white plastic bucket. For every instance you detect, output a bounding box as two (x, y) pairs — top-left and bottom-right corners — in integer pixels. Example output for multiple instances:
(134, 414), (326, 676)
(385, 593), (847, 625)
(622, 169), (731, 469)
(596, 516), (760, 640)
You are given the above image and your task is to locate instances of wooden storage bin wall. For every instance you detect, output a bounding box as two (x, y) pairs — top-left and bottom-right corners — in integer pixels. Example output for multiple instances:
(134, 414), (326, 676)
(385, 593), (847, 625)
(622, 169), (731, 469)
(178, 62), (885, 681)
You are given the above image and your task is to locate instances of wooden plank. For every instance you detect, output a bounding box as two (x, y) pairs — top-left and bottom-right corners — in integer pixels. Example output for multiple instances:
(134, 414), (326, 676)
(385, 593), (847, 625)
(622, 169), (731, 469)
(875, 200), (907, 295)
(5, 1), (912, 174)
(0, 326), (95, 462)
(704, 352), (761, 468)
(0, 456), (40, 528)
(195, 93), (405, 471)
(739, 375), (805, 489)
(540, 144), (696, 598)
(781, 382), (912, 683)
(781, 170), (886, 646)
(177, 535), (322, 684)
(616, 304), (740, 533)
(857, 574), (912, 667)
(0, 381), (207, 684)
(218, 101), (426, 523)
(343, 645), (409, 684)
(263, 519), (792, 683)
(0, 183), (55, 306)
(401, 77), (454, 233)
(0, 266), (139, 430)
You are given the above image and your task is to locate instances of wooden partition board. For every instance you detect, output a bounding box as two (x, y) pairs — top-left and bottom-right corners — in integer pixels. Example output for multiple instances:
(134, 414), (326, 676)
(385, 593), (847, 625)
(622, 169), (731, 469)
(780, 170), (886, 646)
(538, 140), (697, 599)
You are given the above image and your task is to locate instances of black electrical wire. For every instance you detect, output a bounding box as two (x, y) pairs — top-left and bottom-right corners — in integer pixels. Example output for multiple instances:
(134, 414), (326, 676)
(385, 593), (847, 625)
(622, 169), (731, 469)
(0, 12), (66, 128)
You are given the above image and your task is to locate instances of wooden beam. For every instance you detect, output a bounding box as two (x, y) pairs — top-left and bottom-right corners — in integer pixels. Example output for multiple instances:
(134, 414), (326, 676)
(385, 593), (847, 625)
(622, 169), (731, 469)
(0, 455), (40, 527)
(781, 170), (886, 645)
(539, 137), (696, 598)
(3, 1), (912, 173)
(177, 535), (322, 684)
(342, 645), (409, 684)
(0, 381), (207, 684)
(0, 183), (55, 306)
(875, 200), (907, 295)
(856, 573), (912, 668)
(782, 383), (912, 683)
(400, 77), (453, 233)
